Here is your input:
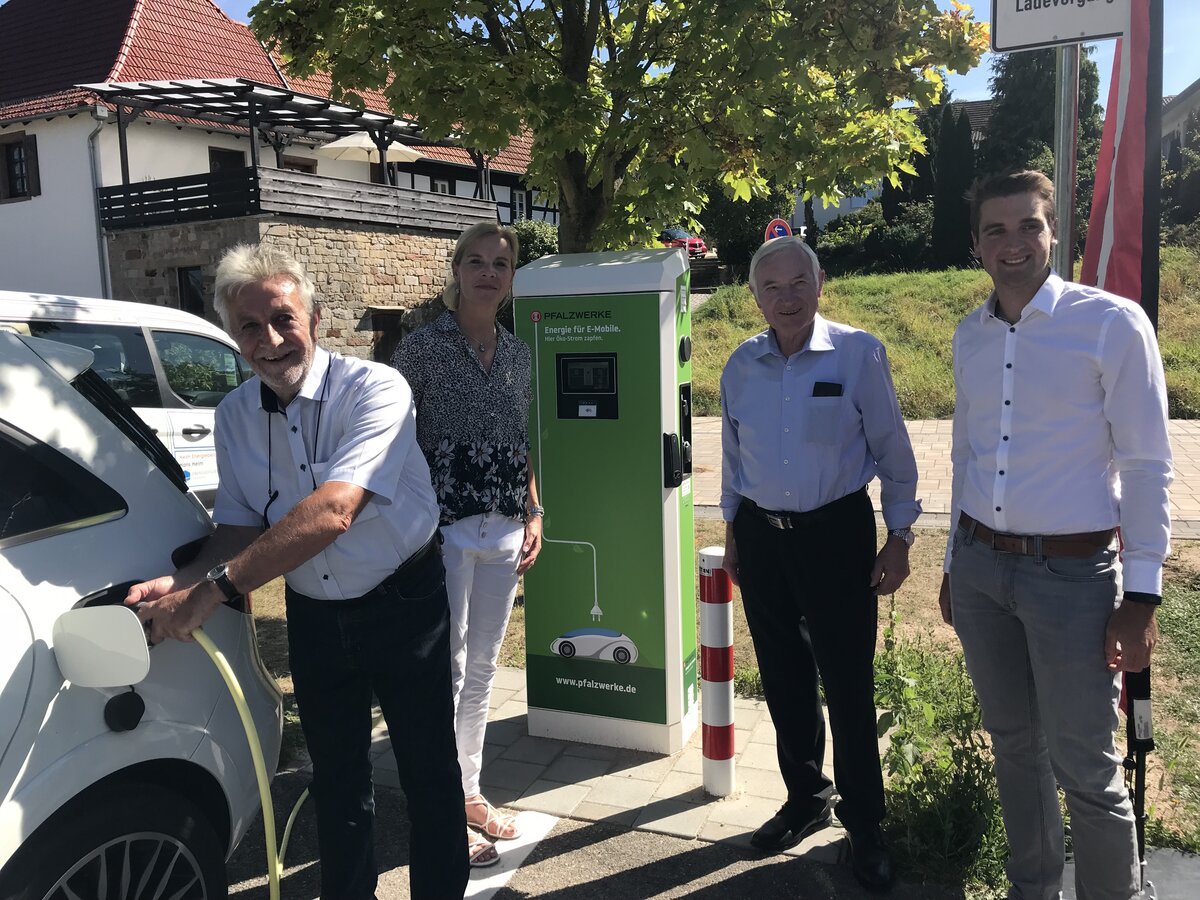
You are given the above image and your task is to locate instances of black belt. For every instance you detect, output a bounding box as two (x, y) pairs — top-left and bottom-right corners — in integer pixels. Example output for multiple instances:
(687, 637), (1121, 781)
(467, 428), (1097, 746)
(287, 530), (442, 608)
(959, 513), (1115, 559)
(742, 487), (867, 530)
(373, 530), (442, 593)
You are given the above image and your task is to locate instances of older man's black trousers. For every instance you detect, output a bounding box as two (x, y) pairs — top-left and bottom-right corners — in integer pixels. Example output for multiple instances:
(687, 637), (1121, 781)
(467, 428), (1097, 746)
(733, 487), (886, 833)
(285, 542), (468, 900)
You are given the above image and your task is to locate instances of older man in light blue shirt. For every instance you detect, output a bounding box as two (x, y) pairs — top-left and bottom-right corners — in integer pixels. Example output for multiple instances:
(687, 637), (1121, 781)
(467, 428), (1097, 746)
(720, 236), (920, 891)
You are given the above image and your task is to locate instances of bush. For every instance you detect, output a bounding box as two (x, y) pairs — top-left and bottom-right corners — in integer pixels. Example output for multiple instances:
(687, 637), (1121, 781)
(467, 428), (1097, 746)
(863, 201), (937, 273)
(875, 599), (1008, 895)
(511, 219), (558, 267)
(698, 179), (795, 277)
(817, 203), (884, 275)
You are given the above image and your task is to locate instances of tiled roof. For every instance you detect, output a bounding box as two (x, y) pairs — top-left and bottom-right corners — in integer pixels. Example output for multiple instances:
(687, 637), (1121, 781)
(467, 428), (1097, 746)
(0, 0), (282, 122)
(951, 99), (996, 136)
(0, 0), (136, 105)
(110, 0), (283, 86)
(284, 62), (533, 174)
(417, 131), (533, 175)
(0, 0), (535, 177)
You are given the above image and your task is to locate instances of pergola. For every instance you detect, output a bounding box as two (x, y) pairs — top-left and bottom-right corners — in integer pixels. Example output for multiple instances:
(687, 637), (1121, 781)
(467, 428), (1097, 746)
(78, 77), (429, 186)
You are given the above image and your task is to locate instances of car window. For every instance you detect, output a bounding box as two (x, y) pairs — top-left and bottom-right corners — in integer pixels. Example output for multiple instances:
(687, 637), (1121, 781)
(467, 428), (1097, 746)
(152, 330), (250, 408)
(70, 370), (189, 495)
(0, 425), (127, 550)
(25, 322), (160, 408)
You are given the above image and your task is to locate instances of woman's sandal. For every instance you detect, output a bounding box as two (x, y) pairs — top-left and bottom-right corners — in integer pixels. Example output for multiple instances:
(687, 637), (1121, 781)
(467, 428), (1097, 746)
(466, 794), (523, 840)
(467, 829), (500, 868)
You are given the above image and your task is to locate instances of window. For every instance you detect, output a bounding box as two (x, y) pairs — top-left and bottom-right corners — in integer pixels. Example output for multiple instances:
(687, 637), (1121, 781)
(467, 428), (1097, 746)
(209, 147), (246, 173)
(25, 322), (160, 408)
(152, 330), (251, 408)
(281, 156), (317, 174)
(177, 267), (206, 318)
(0, 426), (126, 550)
(432, 178), (451, 195)
(512, 190), (527, 220)
(0, 131), (40, 201)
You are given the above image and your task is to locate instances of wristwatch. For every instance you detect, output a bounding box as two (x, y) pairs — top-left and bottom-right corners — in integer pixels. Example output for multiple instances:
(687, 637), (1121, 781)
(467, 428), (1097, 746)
(887, 527), (915, 547)
(528, 503), (545, 518)
(205, 562), (242, 602)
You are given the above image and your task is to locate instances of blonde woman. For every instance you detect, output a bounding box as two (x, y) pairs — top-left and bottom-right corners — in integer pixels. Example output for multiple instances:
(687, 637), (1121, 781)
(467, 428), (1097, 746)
(393, 223), (542, 867)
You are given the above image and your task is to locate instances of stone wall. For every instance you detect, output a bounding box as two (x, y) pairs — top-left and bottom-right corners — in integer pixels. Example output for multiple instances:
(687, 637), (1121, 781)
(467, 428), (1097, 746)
(107, 214), (457, 360)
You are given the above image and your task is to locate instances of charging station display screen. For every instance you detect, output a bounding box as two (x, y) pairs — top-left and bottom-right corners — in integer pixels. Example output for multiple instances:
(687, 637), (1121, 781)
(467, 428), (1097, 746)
(556, 352), (618, 419)
(562, 357), (615, 394)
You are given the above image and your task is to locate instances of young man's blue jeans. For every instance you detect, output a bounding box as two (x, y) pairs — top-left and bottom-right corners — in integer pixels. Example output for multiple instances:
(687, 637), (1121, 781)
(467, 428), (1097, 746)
(949, 525), (1139, 900)
(285, 543), (468, 900)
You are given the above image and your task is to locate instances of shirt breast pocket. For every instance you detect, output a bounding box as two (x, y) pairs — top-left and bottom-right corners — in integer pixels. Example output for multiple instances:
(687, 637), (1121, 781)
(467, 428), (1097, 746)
(803, 397), (844, 446)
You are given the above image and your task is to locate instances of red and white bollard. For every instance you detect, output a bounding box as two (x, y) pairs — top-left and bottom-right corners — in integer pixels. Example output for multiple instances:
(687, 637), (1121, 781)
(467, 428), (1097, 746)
(698, 546), (735, 796)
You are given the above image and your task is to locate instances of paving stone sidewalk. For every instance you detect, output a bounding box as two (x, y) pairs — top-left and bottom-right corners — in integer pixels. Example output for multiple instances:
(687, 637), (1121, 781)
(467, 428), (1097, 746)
(371, 668), (857, 865)
(693, 417), (1200, 538)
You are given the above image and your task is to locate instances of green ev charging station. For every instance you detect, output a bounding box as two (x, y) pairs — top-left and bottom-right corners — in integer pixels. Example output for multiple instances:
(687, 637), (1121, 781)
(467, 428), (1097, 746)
(513, 249), (698, 754)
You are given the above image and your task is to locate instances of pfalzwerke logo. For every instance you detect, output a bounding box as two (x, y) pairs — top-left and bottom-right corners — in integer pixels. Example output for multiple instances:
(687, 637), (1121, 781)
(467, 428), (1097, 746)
(530, 310), (543, 322)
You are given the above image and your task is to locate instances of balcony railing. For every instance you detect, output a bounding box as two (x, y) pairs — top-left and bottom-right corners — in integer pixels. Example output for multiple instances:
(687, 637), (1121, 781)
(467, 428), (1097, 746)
(98, 166), (497, 233)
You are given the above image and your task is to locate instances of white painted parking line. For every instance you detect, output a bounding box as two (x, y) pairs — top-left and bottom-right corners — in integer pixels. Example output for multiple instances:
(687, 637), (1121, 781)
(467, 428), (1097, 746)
(465, 811), (558, 900)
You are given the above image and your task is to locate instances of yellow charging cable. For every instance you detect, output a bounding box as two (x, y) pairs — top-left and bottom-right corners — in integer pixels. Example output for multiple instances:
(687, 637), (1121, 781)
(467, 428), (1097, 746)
(193, 627), (309, 900)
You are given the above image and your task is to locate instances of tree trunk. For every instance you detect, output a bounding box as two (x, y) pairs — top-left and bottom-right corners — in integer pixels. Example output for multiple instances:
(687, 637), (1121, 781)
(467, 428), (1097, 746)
(556, 177), (610, 253)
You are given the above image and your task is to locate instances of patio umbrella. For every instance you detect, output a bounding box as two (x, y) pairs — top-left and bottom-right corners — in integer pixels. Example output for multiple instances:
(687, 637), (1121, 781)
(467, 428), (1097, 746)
(315, 132), (425, 164)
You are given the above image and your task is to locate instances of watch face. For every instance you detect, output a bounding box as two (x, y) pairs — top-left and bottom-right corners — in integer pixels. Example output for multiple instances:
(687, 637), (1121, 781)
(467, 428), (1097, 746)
(207, 563), (227, 581)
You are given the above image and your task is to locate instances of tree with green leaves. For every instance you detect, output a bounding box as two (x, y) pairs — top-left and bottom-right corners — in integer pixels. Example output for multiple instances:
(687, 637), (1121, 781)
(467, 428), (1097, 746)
(978, 47), (1102, 250)
(698, 179), (793, 277)
(251, 0), (988, 252)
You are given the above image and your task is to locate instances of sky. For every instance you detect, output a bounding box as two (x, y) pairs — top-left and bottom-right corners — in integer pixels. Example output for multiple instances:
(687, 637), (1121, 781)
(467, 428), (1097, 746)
(216, 0), (1199, 106)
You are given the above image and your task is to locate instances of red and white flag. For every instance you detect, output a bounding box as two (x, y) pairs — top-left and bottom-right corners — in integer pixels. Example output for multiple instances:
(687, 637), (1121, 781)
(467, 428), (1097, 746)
(1080, 0), (1151, 303)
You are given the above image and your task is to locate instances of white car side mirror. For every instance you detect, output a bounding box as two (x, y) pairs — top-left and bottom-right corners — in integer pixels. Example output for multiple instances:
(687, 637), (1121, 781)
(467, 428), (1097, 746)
(52, 607), (150, 688)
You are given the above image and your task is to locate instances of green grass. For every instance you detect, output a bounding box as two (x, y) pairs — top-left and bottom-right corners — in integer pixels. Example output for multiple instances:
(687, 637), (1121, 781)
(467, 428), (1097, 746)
(692, 246), (1200, 420)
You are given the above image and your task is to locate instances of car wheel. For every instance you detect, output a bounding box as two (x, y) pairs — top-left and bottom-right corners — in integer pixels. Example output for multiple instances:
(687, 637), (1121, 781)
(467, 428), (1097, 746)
(613, 646), (631, 664)
(558, 641), (576, 658)
(0, 783), (226, 900)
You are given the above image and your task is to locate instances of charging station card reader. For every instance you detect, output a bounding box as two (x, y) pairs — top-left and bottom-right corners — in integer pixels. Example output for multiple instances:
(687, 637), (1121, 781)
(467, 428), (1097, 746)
(557, 353), (618, 419)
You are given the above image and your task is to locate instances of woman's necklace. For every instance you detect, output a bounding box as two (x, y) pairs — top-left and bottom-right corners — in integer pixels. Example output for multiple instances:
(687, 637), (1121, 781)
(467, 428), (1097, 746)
(469, 329), (497, 354)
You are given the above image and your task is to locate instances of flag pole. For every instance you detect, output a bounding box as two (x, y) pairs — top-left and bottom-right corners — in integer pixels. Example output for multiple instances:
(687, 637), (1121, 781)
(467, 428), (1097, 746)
(1141, 0), (1164, 330)
(1053, 44), (1081, 277)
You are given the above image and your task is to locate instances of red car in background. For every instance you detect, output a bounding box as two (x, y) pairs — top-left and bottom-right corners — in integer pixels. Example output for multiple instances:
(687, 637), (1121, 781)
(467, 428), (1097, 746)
(659, 227), (708, 258)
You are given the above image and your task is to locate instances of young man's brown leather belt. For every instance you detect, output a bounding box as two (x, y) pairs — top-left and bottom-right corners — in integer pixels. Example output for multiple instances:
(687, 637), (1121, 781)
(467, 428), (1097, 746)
(959, 512), (1115, 559)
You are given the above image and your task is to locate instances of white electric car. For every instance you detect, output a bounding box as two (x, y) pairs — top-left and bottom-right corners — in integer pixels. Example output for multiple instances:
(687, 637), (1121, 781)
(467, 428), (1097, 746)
(0, 331), (282, 898)
(551, 628), (640, 665)
(0, 291), (254, 510)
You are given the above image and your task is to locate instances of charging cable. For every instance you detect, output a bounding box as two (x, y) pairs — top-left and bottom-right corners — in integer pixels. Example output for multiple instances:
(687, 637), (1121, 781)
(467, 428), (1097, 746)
(193, 627), (309, 900)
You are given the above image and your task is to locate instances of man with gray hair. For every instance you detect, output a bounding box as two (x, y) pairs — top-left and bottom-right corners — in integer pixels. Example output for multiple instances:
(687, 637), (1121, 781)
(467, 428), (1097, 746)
(720, 236), (920, 891)
(126, 243), (468, 899)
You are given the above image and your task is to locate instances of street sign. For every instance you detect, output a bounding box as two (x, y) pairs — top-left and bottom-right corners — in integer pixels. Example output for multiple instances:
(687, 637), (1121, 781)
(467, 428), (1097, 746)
(992, 0), (1128, 53)
(764, 218), (792, 241)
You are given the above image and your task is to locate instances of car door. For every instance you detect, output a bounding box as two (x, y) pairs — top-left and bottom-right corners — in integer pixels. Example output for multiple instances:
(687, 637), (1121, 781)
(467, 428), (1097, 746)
(149, 329), (252, 507)
(0, 585), (33, 777)
(21, 320), (173, 455)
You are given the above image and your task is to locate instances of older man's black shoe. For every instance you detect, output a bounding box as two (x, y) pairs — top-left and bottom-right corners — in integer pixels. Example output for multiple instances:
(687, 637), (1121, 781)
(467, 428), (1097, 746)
(846, 826), (894, 892)
(750, 806), (832, 854)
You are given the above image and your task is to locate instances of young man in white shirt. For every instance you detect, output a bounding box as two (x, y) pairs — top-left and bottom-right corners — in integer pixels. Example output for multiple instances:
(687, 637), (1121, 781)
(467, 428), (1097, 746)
(941, 170), (1172, 900)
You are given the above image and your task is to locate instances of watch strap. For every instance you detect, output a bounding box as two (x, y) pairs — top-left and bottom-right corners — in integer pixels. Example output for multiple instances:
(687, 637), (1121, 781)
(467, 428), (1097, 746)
(207, 564), (242, 602)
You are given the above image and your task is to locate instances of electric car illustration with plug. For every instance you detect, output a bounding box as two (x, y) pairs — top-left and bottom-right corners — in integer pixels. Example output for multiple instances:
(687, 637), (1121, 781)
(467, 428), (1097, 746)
(551, 628), (640, 664)
(0, 331), (283, 898)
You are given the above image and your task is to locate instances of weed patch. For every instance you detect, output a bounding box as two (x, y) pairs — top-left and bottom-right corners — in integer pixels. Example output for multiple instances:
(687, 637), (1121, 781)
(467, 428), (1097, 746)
(692, 249), (1200, 420)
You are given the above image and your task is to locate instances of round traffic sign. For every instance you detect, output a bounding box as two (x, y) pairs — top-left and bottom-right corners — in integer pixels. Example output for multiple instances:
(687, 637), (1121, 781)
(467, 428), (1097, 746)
(764, 218), (792, 241)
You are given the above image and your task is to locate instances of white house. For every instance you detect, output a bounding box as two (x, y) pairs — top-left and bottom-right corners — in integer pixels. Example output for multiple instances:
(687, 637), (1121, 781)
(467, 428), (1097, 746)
(0, 0), (556, 302)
